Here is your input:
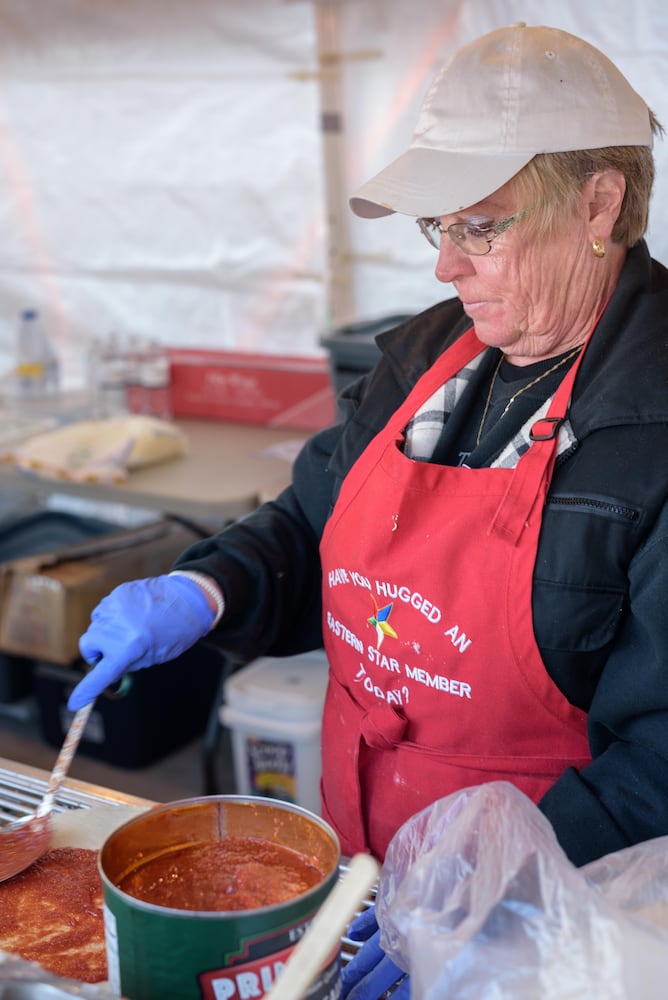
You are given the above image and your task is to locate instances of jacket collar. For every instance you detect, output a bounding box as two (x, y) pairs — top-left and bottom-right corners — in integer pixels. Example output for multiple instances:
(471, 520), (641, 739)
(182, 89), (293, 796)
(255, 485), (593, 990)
(375, 241), (668, 435)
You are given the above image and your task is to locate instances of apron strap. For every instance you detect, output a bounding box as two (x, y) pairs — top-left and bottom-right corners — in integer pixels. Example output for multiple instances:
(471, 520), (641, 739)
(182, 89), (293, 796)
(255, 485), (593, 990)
(489, 342), (589, 544)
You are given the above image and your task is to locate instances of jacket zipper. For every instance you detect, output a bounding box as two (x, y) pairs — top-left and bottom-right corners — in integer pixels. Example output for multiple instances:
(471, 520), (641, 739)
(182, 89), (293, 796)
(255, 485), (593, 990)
(547, 494), (640, 522)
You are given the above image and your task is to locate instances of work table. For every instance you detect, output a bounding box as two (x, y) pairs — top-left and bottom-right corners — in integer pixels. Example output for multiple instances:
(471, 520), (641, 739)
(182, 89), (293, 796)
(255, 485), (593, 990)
(0, 418), (307, 525)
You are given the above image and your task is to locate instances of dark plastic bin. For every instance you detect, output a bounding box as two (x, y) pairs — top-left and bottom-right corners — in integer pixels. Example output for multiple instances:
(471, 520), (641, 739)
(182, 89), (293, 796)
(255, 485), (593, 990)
(0, 510), (121, 563)
(321, 313), (413, 394)
(0, 511), (121, 703)
(34, 643), (224, 769)
(0, 653), (32, 702)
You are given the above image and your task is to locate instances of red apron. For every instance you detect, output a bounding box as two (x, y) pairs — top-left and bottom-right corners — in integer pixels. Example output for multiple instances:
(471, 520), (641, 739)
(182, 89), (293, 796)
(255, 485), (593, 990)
(319, 327), (591, 860)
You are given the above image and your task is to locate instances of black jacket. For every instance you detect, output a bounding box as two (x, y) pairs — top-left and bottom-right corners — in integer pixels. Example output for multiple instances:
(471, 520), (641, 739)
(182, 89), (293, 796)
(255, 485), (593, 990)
(176, 241), (668, 866)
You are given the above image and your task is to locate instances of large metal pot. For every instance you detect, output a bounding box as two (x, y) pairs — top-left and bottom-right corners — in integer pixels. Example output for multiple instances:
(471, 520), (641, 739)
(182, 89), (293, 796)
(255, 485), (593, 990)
(99, 795), (341, 1000)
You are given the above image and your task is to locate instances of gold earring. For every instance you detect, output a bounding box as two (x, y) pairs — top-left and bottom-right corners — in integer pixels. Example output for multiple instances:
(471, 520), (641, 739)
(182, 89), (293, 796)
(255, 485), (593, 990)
(592, 237), (605, 258)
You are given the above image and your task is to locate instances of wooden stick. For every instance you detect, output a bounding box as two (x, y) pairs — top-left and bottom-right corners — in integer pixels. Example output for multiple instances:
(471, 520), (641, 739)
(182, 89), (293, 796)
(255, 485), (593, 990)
(265, 852), (380, 1000)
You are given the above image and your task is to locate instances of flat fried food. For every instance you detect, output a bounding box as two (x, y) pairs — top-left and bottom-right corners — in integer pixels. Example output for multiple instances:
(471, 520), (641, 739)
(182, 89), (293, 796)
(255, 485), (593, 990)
(0, 846), (106, 983)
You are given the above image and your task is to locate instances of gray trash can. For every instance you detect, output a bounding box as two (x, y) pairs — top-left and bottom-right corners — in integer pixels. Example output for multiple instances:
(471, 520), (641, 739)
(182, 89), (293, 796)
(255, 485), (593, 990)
(321, 313), (413, 394)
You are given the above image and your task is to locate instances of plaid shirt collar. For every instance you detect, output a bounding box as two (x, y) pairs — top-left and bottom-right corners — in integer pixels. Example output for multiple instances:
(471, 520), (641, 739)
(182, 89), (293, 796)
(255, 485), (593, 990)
(404, 349), (577, 468)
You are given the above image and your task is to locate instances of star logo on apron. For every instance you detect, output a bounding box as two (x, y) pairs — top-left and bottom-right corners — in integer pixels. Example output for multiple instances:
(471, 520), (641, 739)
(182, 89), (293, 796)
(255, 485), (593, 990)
(367, 595), (398, 649)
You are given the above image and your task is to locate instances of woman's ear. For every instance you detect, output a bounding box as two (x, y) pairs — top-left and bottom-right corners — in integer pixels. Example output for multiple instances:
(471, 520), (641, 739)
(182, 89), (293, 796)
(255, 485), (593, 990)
(586, 170), (626, 240)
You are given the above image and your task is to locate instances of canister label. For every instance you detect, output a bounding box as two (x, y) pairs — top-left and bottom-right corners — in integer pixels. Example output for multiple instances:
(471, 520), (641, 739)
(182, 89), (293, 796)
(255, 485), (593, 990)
(102, 904), (120, 995)
(199, 938), (341, 999)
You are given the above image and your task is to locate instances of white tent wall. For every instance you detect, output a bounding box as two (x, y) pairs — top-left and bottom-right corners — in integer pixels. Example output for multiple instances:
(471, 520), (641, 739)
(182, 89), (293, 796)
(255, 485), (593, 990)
(0, 1), (665, 392)
(336, 0), (668, 323)
(0, 1), (326, 389)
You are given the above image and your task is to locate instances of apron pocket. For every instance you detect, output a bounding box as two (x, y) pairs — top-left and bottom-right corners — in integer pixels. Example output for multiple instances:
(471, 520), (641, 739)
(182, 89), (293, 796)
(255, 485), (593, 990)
(360, 742), (591, 859)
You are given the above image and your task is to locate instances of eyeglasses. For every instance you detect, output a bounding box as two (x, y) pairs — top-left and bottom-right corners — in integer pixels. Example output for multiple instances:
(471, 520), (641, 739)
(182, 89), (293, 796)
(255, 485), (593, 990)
(416, 209), (528, 255)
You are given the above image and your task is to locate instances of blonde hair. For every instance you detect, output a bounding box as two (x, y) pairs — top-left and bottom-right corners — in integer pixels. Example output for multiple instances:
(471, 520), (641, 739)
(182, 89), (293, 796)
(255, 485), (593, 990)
(509, 110), (664, 247)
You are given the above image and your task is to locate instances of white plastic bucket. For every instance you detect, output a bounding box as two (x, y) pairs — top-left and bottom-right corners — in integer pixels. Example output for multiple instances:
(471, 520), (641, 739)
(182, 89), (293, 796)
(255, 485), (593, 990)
(220, 651), (329, 815)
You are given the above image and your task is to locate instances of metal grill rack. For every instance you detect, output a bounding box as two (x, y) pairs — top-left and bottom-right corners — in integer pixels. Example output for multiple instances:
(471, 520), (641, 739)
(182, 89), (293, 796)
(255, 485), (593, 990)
(338, 859), (376, 967)
(0, 765), (124, 826)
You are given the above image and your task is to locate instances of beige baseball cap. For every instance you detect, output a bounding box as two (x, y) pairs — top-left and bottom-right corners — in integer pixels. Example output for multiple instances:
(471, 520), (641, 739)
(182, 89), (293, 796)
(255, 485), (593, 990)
(350, 22), (652, 219)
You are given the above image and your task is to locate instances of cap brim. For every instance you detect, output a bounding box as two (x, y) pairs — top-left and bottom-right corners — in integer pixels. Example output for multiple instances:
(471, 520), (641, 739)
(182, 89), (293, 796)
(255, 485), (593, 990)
(349, 146), (535, 219)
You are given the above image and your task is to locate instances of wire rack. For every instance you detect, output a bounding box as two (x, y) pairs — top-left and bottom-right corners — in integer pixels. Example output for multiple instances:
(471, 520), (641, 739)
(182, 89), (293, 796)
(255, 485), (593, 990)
(0, 764), (127, 826)
(338, 858), (377, 967)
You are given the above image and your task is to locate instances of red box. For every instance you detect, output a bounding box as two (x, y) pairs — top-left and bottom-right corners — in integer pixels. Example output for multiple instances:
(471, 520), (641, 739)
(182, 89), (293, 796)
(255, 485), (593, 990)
(168, 349), (336, 430)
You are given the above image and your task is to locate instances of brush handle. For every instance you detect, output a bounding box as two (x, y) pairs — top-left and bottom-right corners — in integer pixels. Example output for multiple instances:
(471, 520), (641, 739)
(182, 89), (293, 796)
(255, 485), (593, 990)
(38, 701), (95, 816)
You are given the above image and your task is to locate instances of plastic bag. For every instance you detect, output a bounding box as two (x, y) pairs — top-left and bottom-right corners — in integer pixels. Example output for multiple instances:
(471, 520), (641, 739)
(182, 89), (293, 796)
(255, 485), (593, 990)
(11, 415), (187, 483)
(375, 781), (668, 999)
(0, 950), (121, 997)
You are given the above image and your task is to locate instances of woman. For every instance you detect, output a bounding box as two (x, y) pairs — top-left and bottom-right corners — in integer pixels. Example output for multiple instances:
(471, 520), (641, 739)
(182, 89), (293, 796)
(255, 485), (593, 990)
(69, 24), (668, 872)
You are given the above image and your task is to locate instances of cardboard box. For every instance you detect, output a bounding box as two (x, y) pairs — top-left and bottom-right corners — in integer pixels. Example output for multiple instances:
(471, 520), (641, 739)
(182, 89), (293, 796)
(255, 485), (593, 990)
(168, 348), (336, 430)
(0, 521), (198, 665)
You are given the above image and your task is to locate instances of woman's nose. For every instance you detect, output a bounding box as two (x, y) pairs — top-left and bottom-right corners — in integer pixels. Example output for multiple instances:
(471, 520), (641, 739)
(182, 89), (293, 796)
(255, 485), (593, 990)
(434, 236), (476, 283)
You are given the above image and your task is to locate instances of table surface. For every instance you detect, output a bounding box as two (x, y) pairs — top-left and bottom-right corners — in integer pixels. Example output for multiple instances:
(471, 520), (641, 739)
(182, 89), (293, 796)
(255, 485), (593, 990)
(0, 418), (308, 524)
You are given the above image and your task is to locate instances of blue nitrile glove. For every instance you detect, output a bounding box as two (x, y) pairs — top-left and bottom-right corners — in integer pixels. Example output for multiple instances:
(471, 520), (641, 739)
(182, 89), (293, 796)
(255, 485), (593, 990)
(341, 905), (410, 999)
(67, 575), (216, 711)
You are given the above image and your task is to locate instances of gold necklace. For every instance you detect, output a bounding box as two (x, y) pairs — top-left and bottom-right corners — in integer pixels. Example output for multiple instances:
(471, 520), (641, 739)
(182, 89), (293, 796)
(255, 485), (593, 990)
(475, 344), (583, 446)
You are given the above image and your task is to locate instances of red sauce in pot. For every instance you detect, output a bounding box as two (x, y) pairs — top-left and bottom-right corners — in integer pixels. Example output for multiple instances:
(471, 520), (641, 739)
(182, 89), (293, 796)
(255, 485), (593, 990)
(117, 834), (325, 911)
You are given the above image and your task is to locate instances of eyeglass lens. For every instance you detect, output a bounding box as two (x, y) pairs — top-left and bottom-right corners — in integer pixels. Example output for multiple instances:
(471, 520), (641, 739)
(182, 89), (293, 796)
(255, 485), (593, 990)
(417, 219), (492, 255)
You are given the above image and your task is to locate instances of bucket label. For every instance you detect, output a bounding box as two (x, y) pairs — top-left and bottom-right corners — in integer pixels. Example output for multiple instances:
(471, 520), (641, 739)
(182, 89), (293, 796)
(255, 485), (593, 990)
(246, 737), (297, 802)
(199, 942), (341, 999)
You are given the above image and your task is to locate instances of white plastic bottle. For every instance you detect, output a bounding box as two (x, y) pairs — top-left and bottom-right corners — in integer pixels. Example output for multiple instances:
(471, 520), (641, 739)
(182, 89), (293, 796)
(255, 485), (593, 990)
(15, 308), (60, 398)
(139, 339), (172, 420)
(97, 332), (131, 418)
